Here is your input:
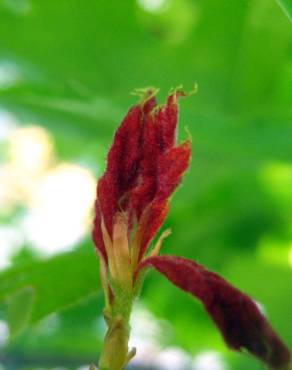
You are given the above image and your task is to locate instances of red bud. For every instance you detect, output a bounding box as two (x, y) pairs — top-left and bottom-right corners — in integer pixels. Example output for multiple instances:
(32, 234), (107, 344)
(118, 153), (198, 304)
(93, 90), (190, 263)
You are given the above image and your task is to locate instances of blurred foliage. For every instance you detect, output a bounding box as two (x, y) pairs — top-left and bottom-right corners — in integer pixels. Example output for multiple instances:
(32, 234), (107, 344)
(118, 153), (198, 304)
(0, 0), (291, 369)
(277, 0), (292, 20)
(0, 249), (99, 335)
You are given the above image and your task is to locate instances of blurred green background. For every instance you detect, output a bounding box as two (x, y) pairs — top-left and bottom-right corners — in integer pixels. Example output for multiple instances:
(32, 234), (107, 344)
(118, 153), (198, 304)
(0, 0), (291, 369)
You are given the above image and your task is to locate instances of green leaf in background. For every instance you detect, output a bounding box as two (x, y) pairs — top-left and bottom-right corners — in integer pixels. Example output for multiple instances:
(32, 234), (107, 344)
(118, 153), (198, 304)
(0, 249), (100, 335)
(7, 287), (35, 336)
(277, 0), (292, 21)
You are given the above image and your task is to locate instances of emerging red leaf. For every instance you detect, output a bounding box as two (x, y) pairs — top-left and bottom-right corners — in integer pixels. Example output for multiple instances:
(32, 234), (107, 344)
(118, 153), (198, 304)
(97, 104), (143, 237)
(137, 255), (291, 370)
(137, 199), (170, 260)
(156, 141), (191, 201)
(155, 91), (185, 150)
(92, 90), (191, 264)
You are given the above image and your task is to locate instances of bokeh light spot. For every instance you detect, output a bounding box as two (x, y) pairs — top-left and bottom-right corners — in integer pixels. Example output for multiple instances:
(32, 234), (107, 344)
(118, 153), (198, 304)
(0, 320), (9, 347)
(137, 0), (169, 13)
(155, 347), (191, 370)
(192, 351), (226, 370)
(0, 109), (18, 141)
(258, 236), (292, 267)
(260, 162), (292, 201)
(0, 61), (20, 89)
(23, 163), (96, 255)
(0, 226), (23, 269)
(8, 125), (53, 174)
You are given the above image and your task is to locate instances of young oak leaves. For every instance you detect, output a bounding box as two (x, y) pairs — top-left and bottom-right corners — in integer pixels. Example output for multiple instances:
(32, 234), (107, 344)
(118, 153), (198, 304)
(92, 88), (290, 370)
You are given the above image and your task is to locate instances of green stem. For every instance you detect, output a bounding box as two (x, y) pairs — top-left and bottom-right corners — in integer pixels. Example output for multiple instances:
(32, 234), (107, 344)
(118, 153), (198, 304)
(98, 287), (134, 370)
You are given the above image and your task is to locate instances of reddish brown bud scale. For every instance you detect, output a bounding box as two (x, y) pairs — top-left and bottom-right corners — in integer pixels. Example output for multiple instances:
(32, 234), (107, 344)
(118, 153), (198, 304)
(137, 255), (291, 370)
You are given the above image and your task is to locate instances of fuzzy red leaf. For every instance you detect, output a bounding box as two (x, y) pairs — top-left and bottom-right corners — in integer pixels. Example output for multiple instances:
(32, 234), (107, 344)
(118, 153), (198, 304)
(156, 141), (191, 201)
(95, 104), (144, 237)
(106, 105), (142, 196)
(130, 110), (160, 218)
(155, 91), (185, 150)
(137, 255), (291, 369)
(138, 200), (169, 260)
